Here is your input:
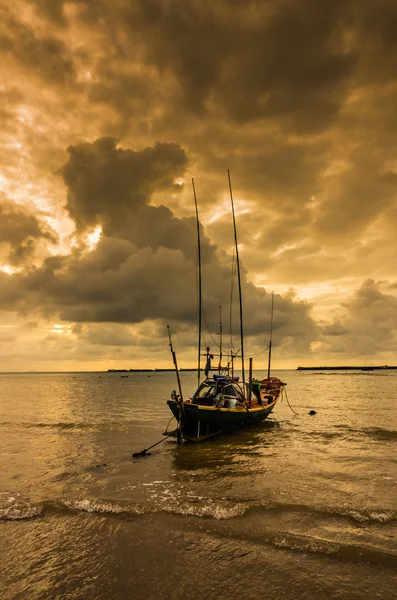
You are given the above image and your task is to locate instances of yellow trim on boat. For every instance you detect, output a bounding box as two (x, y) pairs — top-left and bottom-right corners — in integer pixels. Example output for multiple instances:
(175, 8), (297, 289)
(189, 400), (277, 413)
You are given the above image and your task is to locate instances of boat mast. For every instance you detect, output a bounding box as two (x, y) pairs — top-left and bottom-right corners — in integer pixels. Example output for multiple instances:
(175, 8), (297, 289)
(267, 291), (274, 379)
(192, 178), (202, 388)
(228, 170), (245, 393)
(218, 305), (223, 373)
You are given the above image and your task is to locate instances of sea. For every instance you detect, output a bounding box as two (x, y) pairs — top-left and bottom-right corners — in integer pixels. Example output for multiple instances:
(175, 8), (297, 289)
(1, 369), (396, 599)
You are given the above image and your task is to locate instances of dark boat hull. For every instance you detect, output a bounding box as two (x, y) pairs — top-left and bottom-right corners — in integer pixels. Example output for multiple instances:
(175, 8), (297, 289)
(167, 399), (277, 442)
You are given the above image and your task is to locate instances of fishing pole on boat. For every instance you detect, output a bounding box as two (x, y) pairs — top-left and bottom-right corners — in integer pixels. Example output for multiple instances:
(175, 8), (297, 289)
(248, 357), (253, 403)
(167, 324), (184, 403)
(167, 324), (184, 444)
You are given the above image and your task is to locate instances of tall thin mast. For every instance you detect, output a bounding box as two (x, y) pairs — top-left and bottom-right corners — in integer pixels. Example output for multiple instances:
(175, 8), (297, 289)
(192, 178), (202, 387)
(218, 305), (223, 373)
(267, 291), (274, 379)
(228, 170), (245, 392)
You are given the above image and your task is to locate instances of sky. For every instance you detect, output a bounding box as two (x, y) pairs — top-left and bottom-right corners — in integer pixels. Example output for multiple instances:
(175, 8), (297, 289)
(1, 0), (397, 371)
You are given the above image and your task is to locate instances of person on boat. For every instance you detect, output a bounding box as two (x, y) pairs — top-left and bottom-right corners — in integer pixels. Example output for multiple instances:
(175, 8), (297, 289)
(204, 350), (214, 379)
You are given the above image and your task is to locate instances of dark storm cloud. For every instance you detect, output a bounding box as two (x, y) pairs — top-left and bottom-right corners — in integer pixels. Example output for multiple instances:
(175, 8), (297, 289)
(0, 8), (75, 85)
(0, 137), (318, 352)
(61, 137), (215, 263)
(71, 0), (354, 134)
(313, 147), (397, 243)
(28, 0), (66, 25)
(0, 197), (58, 265)
(61, 137), (188, 230)
(4, 238), (317, 352)
(321, 280), (397, 355)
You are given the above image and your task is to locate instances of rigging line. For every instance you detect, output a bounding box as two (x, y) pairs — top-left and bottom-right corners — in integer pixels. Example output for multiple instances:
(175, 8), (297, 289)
(201, 327), (208, 349)
(163, 415), (176, 434)
(201, 303), (221, 348)
(245, 346), (270, 360)
(229, 243), (237, 354)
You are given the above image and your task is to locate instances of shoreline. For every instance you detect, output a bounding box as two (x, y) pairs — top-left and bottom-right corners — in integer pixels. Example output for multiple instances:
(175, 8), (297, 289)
(296, 365), (397, 371)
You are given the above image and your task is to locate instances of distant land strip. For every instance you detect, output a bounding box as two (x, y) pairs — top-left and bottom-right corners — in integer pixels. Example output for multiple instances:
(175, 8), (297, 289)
(108, 368), (199, 372)
(296, 366), (397, 371)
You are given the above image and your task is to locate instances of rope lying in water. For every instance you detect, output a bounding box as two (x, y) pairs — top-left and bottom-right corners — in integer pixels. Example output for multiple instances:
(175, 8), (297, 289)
(284, 387), (299, 416)
(132, 416), (176, 458)
(132, 436), (169, 458)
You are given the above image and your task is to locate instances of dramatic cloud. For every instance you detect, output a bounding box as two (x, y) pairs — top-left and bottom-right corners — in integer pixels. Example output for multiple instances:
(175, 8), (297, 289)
(0, 8), (73, 84)
(61, 137), (189, 232)
(1, 0), (397, 369)
(0, 196), (58, 266)
(321, 280), (397, 356)
(1, 139), (317, 360)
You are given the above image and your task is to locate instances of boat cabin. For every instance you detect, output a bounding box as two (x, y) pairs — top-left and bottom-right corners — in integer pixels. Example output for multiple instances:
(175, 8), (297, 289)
(191, 375), (261, 408)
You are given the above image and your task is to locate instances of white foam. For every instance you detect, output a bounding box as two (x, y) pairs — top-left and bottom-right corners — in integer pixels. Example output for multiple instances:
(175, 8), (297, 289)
(346, 509), (395, 523)
(170, 503), (247, 520)
(62, 498), (144, 515)
(0, 493), (43, 521)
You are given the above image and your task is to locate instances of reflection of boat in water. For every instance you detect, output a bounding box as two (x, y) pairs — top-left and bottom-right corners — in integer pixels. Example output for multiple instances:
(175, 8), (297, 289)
(166, 173), (285, 443)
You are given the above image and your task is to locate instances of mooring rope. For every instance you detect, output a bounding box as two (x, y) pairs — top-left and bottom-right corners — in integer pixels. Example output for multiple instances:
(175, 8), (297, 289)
(284, 387), (299, 415)
(132, 436), (169, 458)
(132, 416), (177, 457)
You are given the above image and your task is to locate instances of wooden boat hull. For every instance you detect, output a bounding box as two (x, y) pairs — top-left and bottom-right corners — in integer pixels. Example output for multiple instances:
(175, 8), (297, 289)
(167, 399), (278, 442)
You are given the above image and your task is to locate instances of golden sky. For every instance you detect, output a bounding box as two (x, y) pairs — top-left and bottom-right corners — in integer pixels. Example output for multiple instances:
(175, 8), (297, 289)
(1, 0), (397, 371)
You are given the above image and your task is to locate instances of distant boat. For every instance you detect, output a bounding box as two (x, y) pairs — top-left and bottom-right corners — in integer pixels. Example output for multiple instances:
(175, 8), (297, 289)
(361, 360), (374, 371)
(166, 173), (285, 442)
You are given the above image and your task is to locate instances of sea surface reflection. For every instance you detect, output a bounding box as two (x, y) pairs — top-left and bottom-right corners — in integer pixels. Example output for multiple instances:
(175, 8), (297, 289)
(1, 370), (397, 599)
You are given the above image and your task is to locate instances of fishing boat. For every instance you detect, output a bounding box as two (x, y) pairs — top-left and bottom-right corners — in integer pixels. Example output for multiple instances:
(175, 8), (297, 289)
(167, 373), (285, 442)
(165, 172), (286, 443)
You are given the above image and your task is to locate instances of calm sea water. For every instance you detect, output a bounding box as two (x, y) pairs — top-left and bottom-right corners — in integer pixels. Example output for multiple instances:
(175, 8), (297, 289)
(1, 370), (396, 599)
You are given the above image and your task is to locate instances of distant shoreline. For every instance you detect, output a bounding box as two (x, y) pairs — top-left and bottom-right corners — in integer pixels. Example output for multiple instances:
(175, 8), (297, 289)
(296, 366), (397, 371)
(107, 368), (198, 372)
(107, 368), (238, 373)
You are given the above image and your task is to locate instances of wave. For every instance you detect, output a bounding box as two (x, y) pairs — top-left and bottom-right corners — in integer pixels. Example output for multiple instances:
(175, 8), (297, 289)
(0, 493), (43, 521)
(0, 421), (129, 431)
(334, 424), (397, 442)
(262, 530), (397, 569)
(0, 494), (246, 522)
(59, 496), (246, 520)
(166, 502), (246, 519)
(61, 499), (144, 516)
(2, 486), (395, 526)
(247, 500), (397, 525)
(0, 421), (94, 430)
